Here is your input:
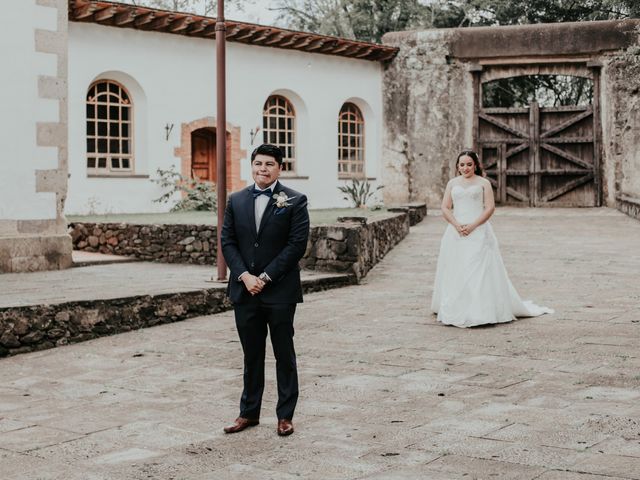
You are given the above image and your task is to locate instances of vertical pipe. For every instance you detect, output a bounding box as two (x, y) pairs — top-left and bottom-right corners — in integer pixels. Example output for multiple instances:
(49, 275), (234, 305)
(216, 0), (227, 281)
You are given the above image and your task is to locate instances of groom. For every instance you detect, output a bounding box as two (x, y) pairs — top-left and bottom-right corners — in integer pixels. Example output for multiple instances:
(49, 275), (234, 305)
(221, 143), (310, 436)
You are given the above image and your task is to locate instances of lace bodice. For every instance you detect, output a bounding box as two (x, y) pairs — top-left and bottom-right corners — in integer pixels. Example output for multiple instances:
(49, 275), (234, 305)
(452, 184), (484, 225)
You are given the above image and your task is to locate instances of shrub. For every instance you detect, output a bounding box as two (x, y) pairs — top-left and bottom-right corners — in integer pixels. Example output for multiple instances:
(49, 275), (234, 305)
(152, 166), (217, 212)
(338, 178), (384, 208)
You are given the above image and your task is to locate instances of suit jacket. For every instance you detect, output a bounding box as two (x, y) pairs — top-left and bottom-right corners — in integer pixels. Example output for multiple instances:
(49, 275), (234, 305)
(221, 182), (310, 304)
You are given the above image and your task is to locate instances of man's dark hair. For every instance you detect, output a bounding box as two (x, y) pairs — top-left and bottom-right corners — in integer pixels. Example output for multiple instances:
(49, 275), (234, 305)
(251, 144), (284, 165)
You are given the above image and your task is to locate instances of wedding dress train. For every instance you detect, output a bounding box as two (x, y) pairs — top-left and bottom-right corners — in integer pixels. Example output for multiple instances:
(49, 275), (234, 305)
(431, 184), (553, 328)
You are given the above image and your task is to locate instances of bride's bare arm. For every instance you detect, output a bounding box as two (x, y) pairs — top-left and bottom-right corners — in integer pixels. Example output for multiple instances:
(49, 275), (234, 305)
(463, 180), (495, 234)
(441, 182), (463, 232)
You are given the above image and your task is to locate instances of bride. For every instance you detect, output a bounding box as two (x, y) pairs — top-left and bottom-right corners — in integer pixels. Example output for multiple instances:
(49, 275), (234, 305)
(431, 150), (553, 328)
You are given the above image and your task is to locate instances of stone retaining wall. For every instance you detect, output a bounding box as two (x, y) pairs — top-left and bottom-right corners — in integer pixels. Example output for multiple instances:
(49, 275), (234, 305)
(68, 208), (420, 276)
(302, 212), (411, 280)
(3, 212), (413, 356)
(616, 195), (640, 221)
(388, 203), (427, 226)
(69, 223), (216, 264)
(0, 274), (354, 358)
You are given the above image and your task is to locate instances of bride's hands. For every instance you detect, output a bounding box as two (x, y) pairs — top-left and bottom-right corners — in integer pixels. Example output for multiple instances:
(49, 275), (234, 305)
(455, 224), (466, 236)
(460, 224), (476, 236)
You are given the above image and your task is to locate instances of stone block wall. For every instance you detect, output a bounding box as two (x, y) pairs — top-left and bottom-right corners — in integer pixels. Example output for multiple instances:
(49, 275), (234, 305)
(0, 274), (355, 357)
(601, 33), (640, 219)
(0, 290), (231, 357)
(302, 212), (410, 280)
(382, 20), (640, 214)
(388, 203), (427, 226)
(69, 211), (413, 278)
(69, 223), (216, 264)
(381, 30), (472, 209)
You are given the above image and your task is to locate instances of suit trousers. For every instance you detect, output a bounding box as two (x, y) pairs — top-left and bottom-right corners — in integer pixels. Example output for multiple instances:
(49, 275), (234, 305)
(233, 301), (298, 421)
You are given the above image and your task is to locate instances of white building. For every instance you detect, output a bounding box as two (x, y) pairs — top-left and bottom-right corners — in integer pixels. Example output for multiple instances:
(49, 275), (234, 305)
(66, 0), (396, 214)
(0, 0), (72, 273)
(0, 0), (397, 272)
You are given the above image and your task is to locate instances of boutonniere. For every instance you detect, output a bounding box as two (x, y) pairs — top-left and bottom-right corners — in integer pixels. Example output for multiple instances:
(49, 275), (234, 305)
(272, 192), (296, 212)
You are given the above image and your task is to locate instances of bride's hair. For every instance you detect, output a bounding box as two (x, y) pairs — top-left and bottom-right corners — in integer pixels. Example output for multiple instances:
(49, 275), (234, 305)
(456, 150), (484, 176)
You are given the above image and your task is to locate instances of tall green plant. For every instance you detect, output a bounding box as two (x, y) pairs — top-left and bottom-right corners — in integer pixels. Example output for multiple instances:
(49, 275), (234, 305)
(152, 166), (217, 212)
(338, 178), (383, 208)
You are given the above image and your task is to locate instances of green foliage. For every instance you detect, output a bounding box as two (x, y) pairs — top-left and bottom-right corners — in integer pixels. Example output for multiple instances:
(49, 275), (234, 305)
(274, 0), (437, 43)
(483, 75), (594, 108)
(121, 0), (250, 16)
(152, 166), (217, 212)
(338, 178), (384, 208)
(459, 0), (640, 26)
(273, 0), (638, 43)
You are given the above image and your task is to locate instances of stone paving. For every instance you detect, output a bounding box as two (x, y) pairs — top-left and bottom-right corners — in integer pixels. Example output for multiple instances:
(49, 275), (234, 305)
(1, 207), (640, 479)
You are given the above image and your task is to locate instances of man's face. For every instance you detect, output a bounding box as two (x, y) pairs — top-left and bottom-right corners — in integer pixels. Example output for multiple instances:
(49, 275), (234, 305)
(252, 154), (282, 189)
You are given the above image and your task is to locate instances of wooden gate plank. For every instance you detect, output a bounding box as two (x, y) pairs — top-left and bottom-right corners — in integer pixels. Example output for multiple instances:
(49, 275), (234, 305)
(530, 102), (539, 207)
(506, 187), (528, 202)
(540, 173), (594, 202)
(506, 143), (529, 158)
(479, 113), (528, 138)
(540, 108), (592, 138)
(540, 143), (592, 169)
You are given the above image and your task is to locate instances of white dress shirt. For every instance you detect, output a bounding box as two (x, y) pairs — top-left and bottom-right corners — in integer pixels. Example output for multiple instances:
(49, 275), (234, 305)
(254, 181), (277, 232)
(237, 181), (278, 283)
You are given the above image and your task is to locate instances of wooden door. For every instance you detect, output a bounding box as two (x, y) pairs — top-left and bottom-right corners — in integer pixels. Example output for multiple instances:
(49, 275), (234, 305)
(191, 129), (216, 182)
(478, 102), (600, 207)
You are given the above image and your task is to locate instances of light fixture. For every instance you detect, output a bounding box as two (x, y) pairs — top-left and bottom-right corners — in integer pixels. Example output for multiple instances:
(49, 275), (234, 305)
(249, 125), (261, 145)
(164, 123), (174, 140)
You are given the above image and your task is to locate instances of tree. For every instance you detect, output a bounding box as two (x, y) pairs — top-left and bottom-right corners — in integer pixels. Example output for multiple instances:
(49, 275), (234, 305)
(272, 0), (437, 43)
(120, 0), (251, 17)
(455, 0), (640, 26)
(272, 0), (639, 43)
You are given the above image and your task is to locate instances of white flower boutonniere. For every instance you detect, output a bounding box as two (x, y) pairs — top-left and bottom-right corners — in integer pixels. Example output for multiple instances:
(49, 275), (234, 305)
(272, 192), (296, 210)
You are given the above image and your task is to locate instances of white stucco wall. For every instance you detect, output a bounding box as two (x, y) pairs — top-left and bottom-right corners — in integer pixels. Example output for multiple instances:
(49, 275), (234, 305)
(67, 22), (383, 214)
(0, 0), (59, 222)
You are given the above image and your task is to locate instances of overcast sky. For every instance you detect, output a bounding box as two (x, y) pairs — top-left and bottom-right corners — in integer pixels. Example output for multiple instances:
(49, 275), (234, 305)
(225, 0), (281, 25)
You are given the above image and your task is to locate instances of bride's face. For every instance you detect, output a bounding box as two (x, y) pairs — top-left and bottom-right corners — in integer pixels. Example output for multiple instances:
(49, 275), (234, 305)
(458, 155), (476, 178)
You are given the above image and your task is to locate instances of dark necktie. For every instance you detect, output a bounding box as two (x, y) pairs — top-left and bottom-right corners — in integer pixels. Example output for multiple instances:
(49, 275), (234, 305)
(252, 188), (272, 199)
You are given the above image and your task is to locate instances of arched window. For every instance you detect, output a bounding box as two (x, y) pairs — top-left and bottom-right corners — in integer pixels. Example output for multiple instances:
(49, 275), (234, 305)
(338, 103), (364, 178)
(86, 80), (133, 173)
(262, 95), (296, 173)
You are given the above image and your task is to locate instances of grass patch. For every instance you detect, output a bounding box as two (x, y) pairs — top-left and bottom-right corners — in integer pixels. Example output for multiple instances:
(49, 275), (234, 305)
(67, 208), (393, 226)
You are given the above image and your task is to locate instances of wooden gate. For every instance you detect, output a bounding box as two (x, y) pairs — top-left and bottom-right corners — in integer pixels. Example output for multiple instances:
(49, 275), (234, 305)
(477, 101), (601, 207)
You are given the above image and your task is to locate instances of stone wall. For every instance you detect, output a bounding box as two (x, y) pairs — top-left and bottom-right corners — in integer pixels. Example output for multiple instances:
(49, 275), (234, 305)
(69, 211), (415, 278)
(382, 30), (472, 209)
(0, 274), (355, 357)
(382, 20), (640, 212)
(0, 290), (230, 357)
(69, 223), (216, 264)
(302, 212), (410, 280)
(388, 203), (427, 226)
(601, 32), (640, 217)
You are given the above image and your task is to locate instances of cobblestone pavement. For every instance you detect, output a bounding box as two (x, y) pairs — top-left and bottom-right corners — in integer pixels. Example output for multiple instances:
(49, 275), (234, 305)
(1, 208), (639, 479)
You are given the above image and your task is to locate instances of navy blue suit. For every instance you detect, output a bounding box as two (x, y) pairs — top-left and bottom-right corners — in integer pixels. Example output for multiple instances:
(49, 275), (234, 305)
(221, 182), (309, 420)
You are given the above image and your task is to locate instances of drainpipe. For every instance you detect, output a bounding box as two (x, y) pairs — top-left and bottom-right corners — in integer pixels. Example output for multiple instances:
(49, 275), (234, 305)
(216, 0), (227, 281)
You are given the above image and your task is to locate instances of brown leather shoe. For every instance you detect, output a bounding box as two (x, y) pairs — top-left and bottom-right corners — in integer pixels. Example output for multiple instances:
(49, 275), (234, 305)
(223, 417), (259, 434)
(277, 419), (294, 436)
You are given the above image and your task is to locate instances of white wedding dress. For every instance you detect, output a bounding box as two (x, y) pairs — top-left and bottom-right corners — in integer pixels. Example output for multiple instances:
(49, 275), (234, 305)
(431, 184), (553, 328)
